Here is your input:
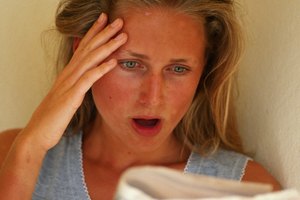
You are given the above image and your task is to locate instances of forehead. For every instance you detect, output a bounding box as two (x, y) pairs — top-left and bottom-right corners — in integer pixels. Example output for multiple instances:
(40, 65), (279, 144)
(120, 7), (205, 39)
(116, 7), (206, 63)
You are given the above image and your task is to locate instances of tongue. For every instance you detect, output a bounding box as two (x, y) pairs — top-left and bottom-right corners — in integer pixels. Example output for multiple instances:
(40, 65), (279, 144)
(134, 119), (159, 127)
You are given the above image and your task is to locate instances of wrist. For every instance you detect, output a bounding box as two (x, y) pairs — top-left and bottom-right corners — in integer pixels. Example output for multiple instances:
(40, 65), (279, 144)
(13, 130), (48, 159)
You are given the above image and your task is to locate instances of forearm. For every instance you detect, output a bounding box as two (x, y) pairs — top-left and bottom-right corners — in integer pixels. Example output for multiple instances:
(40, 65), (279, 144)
(0, 12), (127, 199)
(0, 133), (47, 199)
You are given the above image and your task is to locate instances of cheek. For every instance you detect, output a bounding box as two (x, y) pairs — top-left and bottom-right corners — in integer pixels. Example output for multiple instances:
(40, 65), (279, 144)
(167, 80), (199, 118)
(92, 76), (123, 112)
(91, 72), (137, 114)
(172, 89), (194, 110)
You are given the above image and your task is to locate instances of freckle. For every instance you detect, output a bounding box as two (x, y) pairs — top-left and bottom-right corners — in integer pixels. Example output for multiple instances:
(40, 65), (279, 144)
(144, 12), (152, 16)
(109, 96), (112, 100)
(26, 155), (31, 164)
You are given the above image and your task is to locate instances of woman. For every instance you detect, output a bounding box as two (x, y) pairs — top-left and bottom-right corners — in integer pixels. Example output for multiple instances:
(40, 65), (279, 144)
(0, 0), (281, 199)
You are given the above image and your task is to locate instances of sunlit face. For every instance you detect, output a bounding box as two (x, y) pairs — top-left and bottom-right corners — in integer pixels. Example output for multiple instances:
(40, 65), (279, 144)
(91, 7), (206, 151)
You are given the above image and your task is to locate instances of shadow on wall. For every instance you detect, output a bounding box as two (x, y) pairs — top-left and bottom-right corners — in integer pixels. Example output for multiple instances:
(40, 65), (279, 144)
(236, 0), (300, 190)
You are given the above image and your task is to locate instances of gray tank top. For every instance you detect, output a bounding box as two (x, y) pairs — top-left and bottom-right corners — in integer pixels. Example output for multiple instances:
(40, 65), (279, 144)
(32, 132), (250, 200)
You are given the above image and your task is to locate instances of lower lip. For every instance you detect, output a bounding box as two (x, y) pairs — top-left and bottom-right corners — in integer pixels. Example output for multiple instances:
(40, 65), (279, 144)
(131, 119), (162, 137)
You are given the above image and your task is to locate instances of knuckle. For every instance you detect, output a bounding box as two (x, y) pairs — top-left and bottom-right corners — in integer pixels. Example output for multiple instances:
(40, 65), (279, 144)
(82, 44), (93, 53)
(107, 39), (122, 51)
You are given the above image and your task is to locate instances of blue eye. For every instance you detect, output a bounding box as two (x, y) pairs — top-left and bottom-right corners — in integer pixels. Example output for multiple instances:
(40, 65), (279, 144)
(120, 61), (139, 69)
(172, 65), (189, 74)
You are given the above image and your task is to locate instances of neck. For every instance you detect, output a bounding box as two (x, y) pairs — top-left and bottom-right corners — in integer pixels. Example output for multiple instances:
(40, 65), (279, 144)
(82, 117), (190, 172)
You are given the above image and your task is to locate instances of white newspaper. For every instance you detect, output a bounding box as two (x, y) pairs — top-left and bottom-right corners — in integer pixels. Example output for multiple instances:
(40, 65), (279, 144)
(114, 166), (300, 200)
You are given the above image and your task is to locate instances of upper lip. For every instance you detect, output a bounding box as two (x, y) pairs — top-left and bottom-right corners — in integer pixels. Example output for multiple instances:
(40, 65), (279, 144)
(131, 115), (162, 120)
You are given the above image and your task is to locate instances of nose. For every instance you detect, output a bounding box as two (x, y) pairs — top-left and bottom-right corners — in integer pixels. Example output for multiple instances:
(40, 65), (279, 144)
(138, 73), (164, 107)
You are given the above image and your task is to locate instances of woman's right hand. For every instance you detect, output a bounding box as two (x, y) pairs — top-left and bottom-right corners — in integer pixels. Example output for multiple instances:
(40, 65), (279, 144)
(0, 13), (127, 199)
(21, 13), (127, 152)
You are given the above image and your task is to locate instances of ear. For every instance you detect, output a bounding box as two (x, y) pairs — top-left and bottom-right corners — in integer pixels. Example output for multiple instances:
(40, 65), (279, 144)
(73, 37), (82, 52)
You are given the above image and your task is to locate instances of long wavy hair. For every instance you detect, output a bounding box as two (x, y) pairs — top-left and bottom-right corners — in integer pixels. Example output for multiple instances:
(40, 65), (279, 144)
(54, 0), (244, 155)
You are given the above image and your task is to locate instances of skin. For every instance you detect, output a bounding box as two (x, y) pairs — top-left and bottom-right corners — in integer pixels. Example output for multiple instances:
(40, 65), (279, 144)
(0, 7), (281, 200)
(88, 8), (205, 164)
(0, 12), (128, 199)
(83, 8), (205, 199)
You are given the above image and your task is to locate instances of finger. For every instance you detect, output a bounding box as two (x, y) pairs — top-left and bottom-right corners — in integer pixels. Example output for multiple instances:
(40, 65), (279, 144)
(54, 32), (127, 95)
(62, 18), (124, 85)
(53, 14), (108, 88)
(82, 33), (127, 69)
(51, 59), (117, 107)
(80, 18), (124, 54)
(75, 18), (124, 62)
(78, 13), (108, 48)
(66, 32), (127, 87)
(54, 18), (126, 92)
(70, 59), (118, 96)
(76, 33), (127, 76)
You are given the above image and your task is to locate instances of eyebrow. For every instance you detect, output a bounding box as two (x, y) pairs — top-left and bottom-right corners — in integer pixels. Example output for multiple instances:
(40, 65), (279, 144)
(128, 51), (150, 60)
(169, 58), (189, 63)
(120, 50), (190, 63)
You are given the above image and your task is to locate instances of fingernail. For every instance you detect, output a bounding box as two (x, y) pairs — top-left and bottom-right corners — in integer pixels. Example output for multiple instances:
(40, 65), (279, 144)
(110, 18), (122, 28)
(97, 13), (105, 23)
(114, 33), (127, 41)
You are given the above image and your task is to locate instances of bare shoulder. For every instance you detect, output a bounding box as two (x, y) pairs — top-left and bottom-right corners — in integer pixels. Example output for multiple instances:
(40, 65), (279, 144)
(242, 160), (282, 191)
(0, 129), (22, 166)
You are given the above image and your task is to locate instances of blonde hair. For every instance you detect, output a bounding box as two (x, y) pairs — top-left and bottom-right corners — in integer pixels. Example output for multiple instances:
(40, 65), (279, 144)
(54, 0), (244, 155)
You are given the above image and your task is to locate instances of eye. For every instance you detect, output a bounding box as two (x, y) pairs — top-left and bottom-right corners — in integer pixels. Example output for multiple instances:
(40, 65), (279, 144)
(119, 60), (140, 69)
(170, 65), (190, 74)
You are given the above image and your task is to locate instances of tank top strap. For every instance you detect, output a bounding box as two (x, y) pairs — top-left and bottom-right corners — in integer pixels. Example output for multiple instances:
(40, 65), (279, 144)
(32, 131), (91, 200)
(184, 149), (251, 181)
(33, 132), (250, 199)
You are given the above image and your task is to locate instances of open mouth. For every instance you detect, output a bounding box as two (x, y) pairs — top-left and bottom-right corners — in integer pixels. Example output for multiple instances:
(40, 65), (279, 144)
(132, 118), (162, 136)
(133, 119), (160, 128)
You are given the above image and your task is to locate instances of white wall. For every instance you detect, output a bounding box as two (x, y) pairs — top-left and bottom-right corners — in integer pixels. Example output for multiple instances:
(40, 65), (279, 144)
(237, 0), (300, 190)
(0, 0), (299, 190)
(0, 0), (59, 130)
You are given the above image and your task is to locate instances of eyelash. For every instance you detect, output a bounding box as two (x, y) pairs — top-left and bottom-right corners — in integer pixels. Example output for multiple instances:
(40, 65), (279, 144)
(169, 65), (190, 74)
(119, 60), (141, 70)
(119, 60), (190, 75)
